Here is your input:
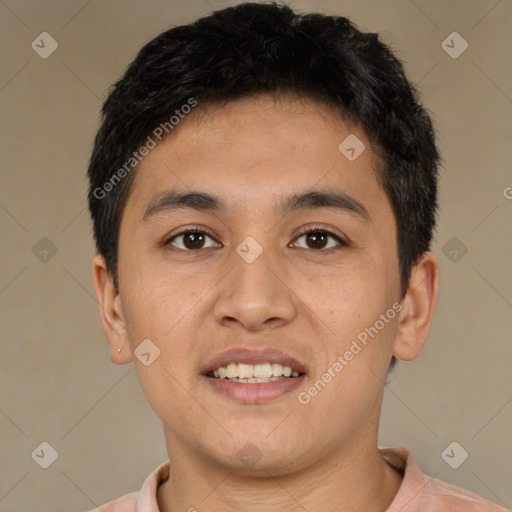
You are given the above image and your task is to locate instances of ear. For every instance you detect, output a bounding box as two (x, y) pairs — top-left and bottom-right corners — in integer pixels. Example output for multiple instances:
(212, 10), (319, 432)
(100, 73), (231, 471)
(393, 251), (439, 361)
(92, 254), (133, 364)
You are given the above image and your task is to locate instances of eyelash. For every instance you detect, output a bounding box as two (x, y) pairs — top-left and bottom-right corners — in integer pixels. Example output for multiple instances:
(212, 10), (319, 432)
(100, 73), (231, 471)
(163, 225), (349, 253)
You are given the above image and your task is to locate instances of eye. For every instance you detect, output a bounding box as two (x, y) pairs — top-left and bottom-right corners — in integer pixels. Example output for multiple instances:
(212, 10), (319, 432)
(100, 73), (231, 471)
(292, 227), (348, 251)
(165, 230), (221, 251)
(164, 226), (348, 252)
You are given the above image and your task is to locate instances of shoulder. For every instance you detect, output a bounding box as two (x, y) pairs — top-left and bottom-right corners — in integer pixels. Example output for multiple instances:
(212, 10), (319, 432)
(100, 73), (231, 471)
(424, 476), (507, 511)
(82, 461), (170, 512)
(380, 447), (507, 512)
(83, 491), (138, 511)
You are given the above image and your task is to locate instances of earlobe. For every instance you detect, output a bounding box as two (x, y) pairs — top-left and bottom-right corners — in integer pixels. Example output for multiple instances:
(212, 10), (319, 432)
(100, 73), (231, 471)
(393, 251), (439, 361)
(92, 254), (133, 364)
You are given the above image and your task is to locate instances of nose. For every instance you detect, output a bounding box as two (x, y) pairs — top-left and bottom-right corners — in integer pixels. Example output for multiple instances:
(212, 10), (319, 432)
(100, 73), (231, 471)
(213, 241), (297, 331)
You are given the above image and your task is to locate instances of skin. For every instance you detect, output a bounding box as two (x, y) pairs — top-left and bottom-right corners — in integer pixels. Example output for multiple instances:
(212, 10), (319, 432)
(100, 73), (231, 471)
(92, 94), (439, 512)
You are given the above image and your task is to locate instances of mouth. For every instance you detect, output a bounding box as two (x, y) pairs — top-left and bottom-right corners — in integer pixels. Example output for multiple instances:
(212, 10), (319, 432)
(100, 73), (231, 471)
(200, 347), (307, 404)
(206, 362), (302, 382)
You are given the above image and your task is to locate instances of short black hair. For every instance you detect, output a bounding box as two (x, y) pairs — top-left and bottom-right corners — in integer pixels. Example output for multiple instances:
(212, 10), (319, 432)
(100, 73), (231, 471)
(88, 1), (440, 300)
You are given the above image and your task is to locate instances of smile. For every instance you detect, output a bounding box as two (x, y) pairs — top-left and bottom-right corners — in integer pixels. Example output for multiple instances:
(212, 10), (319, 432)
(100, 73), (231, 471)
(208, 362), (301, 382)
(201, 347), (308, 404)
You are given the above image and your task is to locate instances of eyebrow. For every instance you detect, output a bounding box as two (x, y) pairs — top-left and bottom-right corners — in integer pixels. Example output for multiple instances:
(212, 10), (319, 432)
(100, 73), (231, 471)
(142, 188), (370, 223)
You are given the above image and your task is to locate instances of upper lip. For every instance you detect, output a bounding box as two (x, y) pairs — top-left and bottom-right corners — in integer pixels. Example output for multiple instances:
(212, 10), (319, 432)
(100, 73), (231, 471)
(201, 347), (308, 375)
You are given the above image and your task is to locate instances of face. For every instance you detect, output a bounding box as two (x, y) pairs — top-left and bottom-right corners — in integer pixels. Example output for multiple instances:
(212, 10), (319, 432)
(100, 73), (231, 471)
(111, 95), (406, 474)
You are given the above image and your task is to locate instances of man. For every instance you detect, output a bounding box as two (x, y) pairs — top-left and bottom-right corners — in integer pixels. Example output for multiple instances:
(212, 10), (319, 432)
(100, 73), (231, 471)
(86, 3), (506, 510)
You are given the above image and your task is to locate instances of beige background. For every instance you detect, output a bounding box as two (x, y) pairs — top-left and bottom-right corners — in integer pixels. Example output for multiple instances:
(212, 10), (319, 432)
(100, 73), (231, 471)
(1, 0), (511, 510)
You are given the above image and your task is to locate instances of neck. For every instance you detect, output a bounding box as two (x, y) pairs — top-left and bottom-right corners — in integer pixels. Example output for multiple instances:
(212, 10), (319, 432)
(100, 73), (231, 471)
(157, 429), (403, 512)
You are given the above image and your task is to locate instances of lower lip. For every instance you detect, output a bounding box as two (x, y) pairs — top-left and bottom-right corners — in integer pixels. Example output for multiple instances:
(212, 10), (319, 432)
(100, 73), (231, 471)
(201, 375), (306, 404)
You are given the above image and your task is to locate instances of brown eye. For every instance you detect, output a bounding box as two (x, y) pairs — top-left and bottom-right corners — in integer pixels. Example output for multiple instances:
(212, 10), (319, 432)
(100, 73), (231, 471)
(166, 230), (220, 251)
(304, 232), (329, 249)
(293, 228), (347, 251)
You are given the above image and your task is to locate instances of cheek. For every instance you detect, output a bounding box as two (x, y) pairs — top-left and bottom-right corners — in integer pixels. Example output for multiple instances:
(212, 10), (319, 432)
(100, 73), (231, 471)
(119, 265), (210, 382)
(304, 262), (398, 380)
(307, 262), (389, 329)
(121, 277), (203, 425)
(119, 256), (201, 341)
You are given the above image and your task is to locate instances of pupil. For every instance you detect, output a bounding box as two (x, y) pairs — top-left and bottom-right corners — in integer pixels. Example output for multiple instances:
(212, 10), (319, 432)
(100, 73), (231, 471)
(308, 233), (326, 249)
(185, 232), (204, 249)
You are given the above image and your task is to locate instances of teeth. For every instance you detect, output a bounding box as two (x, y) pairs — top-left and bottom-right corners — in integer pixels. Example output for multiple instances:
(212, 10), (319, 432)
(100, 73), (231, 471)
(210, 362), (301, 379)
(225, 363), (237, 379)
(254, 363), (272, 378)
(238, 363), (253, 379)
(272, 363), (283, 377)
(229, 377), (283, 383)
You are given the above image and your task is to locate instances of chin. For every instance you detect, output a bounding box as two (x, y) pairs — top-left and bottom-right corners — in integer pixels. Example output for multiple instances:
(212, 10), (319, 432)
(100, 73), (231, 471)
(202, 432), (313, 475)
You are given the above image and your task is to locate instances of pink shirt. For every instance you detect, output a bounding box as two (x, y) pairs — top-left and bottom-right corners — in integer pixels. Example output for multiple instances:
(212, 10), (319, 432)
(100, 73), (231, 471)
(88, 447), (506, 511)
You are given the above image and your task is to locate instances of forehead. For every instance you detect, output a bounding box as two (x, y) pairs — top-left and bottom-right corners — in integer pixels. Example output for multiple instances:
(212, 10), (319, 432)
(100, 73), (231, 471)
(126, 94), (388, 220)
